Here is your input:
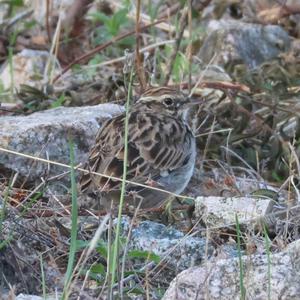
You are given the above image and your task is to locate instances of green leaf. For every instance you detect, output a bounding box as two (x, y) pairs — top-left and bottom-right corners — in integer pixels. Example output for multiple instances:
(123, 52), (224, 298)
(94, 31), (112, 46)
(10, 0), (23, 6)
(128, 250), (161, 264)
(123, 270), (145, 277)
(250, 189), (279, 202)
(89, 12), (110, 24)
(75, 239), (90, 251)
(24, 20), (37, 30)
(86, 54), (104, 77)
(117, 36), (135, 47)
(90, 263), (105, 275)
(271, 170), (284, 182)
(107, 8), (128, 36)
(123, 286), (145, 295)
(88, 54), (103, 65)
(71, 64), (81, 72)
(50, 93), (65, 108)
(173, 52), (188, 83)
(96, 240), (108, 259)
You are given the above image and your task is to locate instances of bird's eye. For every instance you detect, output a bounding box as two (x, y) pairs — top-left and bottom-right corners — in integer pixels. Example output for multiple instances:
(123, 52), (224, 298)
(163, 97), (174, 106)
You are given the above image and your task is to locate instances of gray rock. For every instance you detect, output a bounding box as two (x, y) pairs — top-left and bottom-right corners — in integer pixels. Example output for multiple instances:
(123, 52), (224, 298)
(129, 220), (214, 271)
(16, 296), (42, 300)
(57, 215), (213, 272)
(198, 20), (291, 69)
(0, 104), (124, 187)
(163, 239), (300, 300)
(0, 49), (50, 91)
(14, 294), (59, 300)
(194, 196), (274, 229)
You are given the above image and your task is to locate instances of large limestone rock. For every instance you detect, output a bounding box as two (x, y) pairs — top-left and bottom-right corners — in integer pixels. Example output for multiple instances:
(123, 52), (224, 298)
(163, 239), (300, 300)
(0, 104), (124, 187)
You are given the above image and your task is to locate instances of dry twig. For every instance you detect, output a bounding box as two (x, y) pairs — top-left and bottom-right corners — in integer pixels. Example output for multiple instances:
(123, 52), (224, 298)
(163, 5), (188, 85)
(135, 0), (146, 91)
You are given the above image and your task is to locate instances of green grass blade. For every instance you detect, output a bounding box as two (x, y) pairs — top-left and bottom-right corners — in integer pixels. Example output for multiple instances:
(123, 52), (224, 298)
(235, 214), (245, 300)
(0, 178), (12, 237)
(109, 67), (134, 299)
(62, 139), (78, 299)
(40, 253), (47, 299)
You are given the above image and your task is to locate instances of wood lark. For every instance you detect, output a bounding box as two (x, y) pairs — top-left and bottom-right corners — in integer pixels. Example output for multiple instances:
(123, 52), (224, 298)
(80, 87), (197, 210)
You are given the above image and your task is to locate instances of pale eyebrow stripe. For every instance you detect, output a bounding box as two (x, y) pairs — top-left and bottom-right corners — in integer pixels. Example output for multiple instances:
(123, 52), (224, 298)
(138, 94), (174, 102)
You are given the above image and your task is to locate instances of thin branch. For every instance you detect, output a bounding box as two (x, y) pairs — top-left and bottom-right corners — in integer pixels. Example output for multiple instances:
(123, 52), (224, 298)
(46, 0), (51, 42)
(188, 0), (193, 93)
(135, 0), (146, 90)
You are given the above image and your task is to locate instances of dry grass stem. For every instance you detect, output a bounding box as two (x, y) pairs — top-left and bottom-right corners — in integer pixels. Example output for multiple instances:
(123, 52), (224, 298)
(135, 0), (146, 90)
(163, 6), (188, 85)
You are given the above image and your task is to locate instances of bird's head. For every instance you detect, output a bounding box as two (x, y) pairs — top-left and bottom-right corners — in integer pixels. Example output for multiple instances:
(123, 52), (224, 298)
(135, 87), (192, 119)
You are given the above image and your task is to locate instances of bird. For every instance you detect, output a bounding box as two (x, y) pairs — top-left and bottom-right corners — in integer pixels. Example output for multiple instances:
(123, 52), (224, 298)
(80, 86), (197, 211)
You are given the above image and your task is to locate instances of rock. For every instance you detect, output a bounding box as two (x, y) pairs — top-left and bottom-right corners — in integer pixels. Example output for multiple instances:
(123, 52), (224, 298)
(14, 295), (58, 300)
(198, 20), (291, 69)
(0, 240), (41, 295)
(56, 216), (214, 272)
(194, 196), (274, 229)
(163, 239), (300, 300)
(129, 220), (214, 271)
(15, 295), (54, 300)
(0, 49), (50, 91)
(0, 104), (124, 188)
(24, 0), (74, 25)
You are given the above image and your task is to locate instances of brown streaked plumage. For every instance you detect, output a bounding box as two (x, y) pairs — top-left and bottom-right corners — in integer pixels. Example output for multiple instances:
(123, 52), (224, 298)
(80, 87), (196, 209)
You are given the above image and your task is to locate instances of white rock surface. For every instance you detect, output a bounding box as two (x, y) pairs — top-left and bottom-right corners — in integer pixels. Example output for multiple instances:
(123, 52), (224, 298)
(0, 49), (50, 90)
(15, 294), (59, 300)
(15, 296), (41, 300)
(163, 239), (300, 300)
(195, 196), (274, 228)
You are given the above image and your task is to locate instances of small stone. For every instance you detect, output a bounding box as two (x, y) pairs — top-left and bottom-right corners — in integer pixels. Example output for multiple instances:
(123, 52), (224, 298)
(194, 196), (274, 228)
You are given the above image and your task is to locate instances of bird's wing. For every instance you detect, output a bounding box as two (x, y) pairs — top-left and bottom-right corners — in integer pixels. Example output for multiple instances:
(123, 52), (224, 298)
(80, 111), (194, 192)
(80, 114), (125, 192)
